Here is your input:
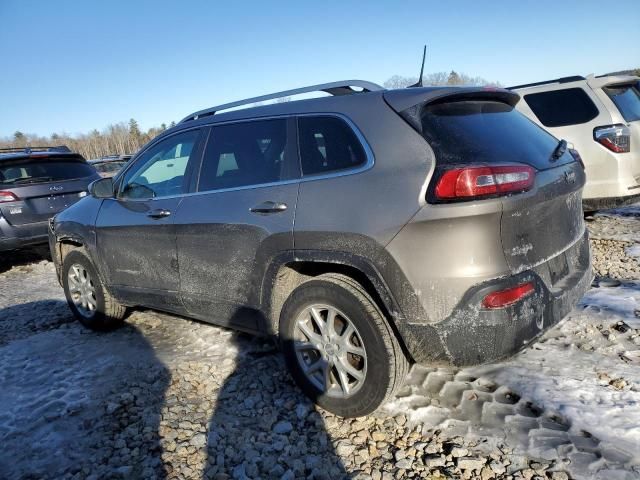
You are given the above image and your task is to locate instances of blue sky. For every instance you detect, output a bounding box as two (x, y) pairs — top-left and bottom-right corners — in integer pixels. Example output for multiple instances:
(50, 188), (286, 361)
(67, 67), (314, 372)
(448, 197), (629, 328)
(1, 0), (638, 137)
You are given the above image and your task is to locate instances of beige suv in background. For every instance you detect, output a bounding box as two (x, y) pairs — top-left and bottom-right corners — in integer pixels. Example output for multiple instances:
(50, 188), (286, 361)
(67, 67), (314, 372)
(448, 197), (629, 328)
(511, 74), (640, 211)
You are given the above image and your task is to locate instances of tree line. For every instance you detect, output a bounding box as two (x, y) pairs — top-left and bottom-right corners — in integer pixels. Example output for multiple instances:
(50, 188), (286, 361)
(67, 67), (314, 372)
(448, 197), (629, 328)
(1, 119), (175, 160)
(0, 70), (519, 159)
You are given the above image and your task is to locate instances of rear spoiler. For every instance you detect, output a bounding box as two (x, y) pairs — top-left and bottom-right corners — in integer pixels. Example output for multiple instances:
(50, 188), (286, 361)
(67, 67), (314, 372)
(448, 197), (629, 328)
(384, 87), (520, 134)
(0, 152), (87, 165)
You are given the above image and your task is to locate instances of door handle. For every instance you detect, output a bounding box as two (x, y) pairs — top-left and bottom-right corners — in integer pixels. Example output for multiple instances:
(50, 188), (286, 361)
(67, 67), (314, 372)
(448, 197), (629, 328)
(250, 201), (288, 214)
(147, 208), (172, 219)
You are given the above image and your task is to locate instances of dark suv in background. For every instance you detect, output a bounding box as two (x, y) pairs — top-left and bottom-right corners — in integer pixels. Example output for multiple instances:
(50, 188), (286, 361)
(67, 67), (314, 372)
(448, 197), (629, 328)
(49, 81), (592, 417)
(0, 146), (99, 253)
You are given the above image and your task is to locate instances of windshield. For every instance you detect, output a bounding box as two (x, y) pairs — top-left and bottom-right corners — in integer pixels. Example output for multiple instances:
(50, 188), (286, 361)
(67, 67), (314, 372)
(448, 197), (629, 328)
(0, 160), (96, 185)
(93, 161), (126, 174)
(604, 83), (640, 122)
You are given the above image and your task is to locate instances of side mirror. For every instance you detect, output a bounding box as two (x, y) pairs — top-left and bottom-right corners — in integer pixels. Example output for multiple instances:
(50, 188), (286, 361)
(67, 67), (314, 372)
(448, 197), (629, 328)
(89, 177), (115, 199)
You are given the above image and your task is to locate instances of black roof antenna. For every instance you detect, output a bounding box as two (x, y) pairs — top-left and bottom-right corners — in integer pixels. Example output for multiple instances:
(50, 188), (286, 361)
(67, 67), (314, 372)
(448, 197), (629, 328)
(409, 45), (427, 88)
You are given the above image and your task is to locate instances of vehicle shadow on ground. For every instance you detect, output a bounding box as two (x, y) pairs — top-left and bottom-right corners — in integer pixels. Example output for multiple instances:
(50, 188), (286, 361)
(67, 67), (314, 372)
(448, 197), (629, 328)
(204, 330), (349, 479)
(0, 246), (50, 274)
(0, 299), (171, 478)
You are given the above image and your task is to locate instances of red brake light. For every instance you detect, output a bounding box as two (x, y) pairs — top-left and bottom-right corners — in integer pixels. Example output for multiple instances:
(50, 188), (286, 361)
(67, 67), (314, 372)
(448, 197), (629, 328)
(434, 164), (535, 200)
(0, 191), (19, 203)
(594, 124), (631, 153)
(482, 282), (535, 309)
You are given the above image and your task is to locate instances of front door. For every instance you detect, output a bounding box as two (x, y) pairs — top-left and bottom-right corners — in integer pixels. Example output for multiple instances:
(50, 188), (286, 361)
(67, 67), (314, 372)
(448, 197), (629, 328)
(95, 128), (203, 311)
(175, 118), (299, 332)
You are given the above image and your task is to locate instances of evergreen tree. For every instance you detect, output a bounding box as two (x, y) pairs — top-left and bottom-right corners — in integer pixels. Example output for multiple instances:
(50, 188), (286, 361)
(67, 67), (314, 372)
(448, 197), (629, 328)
(447, 71), (462, 85)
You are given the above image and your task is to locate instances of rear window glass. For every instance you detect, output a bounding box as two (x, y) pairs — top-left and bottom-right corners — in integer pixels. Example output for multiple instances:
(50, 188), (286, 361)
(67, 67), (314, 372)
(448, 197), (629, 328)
(298, 116), (367, 176)
(604, 83), (640, 122)
(420, 100), (571, 170)
(0, 160), (95, 185)
(523, 88), (599, 127)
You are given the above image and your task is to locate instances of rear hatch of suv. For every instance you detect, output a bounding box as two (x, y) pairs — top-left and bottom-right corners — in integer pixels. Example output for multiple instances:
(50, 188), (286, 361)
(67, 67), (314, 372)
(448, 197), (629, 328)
(602, 79), (640, 165)
(384, 87), (586, 274)
(0, 153), (98, 226)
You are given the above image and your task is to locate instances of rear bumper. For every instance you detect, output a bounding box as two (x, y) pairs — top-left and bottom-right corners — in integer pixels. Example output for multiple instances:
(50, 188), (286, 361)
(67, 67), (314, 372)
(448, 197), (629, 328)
(404, 230), (592, 366)
(0, 217), (49, 252)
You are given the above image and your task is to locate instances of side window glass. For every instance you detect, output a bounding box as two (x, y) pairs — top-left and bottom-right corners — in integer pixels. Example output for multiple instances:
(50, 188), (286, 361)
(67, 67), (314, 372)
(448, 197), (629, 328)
(298, 116), (367, 176)
(198, 119), (289, 192)
(120, 130), (200, 200)
(524, 88), (599, 127)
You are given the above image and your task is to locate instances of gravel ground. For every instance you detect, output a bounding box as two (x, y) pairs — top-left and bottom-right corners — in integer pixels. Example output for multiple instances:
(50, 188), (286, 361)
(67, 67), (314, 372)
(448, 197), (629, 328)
(1, 211), (640, 480)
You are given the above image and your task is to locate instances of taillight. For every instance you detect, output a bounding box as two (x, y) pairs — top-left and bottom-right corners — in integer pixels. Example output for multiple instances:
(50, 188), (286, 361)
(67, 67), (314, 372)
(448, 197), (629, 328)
(594, 124), (631, 153)
(434, 164), (535, 201)
(569, 148), (585, 169)
(0, 191), (18, 203)
(482, 282), (535, 309)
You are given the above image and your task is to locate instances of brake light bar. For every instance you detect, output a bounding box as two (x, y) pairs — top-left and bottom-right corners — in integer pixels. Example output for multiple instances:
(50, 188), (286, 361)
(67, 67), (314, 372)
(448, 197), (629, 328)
(594, 124), (631, 153)
(434, 164), (535, 201)
(482, 282), (535, 309)
(0, 191), (18, 203)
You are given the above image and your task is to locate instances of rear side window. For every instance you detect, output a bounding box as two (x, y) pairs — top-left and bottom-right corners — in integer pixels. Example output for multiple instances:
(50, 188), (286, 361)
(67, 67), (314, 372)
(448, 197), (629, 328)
(523, 88), (599, 127)
(298, 116), (367, 176)
(420, 100), (571, 171)
(199, 119), (292, 192)
(604, 83), (640, 122)
(0, 160), (95, 185)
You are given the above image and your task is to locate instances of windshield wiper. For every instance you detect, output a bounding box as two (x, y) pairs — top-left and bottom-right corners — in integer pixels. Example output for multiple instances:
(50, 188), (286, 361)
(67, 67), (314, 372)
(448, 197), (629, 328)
(550, 139), (567, 161)
(12, 176), (55, 185)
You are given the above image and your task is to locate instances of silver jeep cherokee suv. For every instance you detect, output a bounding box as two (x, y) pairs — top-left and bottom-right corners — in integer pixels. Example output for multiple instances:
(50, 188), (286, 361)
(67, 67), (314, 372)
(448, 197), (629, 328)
(49, 80), (592, 417)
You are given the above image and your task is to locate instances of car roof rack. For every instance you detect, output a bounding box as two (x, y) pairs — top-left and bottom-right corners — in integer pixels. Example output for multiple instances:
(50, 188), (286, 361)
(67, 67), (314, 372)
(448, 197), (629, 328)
(508, 76), (586, 90)
(0, 145), (72, 154)
(179, 80), (384, 124)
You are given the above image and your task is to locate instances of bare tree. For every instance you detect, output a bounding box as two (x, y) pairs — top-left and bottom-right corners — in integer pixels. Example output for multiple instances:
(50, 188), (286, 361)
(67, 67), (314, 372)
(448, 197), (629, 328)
(0, 120), (169, 159)
(384, 71), (501, 89)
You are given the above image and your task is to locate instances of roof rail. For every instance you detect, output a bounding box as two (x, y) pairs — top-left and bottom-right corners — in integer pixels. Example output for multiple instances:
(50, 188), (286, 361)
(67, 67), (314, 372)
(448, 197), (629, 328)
(179, 80), (384, 124)
(508, 76), (586, 90)
(0, 145), (72, 154)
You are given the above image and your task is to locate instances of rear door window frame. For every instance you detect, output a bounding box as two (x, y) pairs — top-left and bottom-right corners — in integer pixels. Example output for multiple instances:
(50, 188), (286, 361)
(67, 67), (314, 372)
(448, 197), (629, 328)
(193, 116), (300, 194)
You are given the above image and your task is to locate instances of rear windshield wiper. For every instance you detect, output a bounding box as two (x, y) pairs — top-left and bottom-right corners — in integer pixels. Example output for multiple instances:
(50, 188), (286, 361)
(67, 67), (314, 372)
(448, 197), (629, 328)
(11, 176), (55, 185)
(550, 139), (567, 161)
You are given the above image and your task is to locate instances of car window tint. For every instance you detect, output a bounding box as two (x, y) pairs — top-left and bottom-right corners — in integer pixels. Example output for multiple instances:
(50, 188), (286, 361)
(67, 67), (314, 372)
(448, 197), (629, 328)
(523, 88), (599, 127)
(0, 160), (94, 185)
(420, 100), (572, 171)
(198, 119), (289, 192)
(604, 83), (640, 122)
(120, 129), (200, 199)
(298, 116), (367, 175)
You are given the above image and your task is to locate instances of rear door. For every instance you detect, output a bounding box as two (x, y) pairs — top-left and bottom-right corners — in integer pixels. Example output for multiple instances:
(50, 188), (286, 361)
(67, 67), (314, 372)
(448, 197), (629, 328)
(0, 157), (97, 226)
(175, 118), (298, 332)
(414, 96), (585, 272)
(95, 128), (204, 311)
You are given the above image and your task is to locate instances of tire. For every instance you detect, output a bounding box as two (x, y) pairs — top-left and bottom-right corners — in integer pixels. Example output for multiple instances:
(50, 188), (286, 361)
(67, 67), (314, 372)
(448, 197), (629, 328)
(62, 250), (126, 330)
(279, 273), (409, 417)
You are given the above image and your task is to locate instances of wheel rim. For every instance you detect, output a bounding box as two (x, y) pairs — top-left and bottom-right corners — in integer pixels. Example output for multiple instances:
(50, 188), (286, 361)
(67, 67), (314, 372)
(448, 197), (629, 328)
(293, 304), (367, 398)
(67, 264), (97, 318)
